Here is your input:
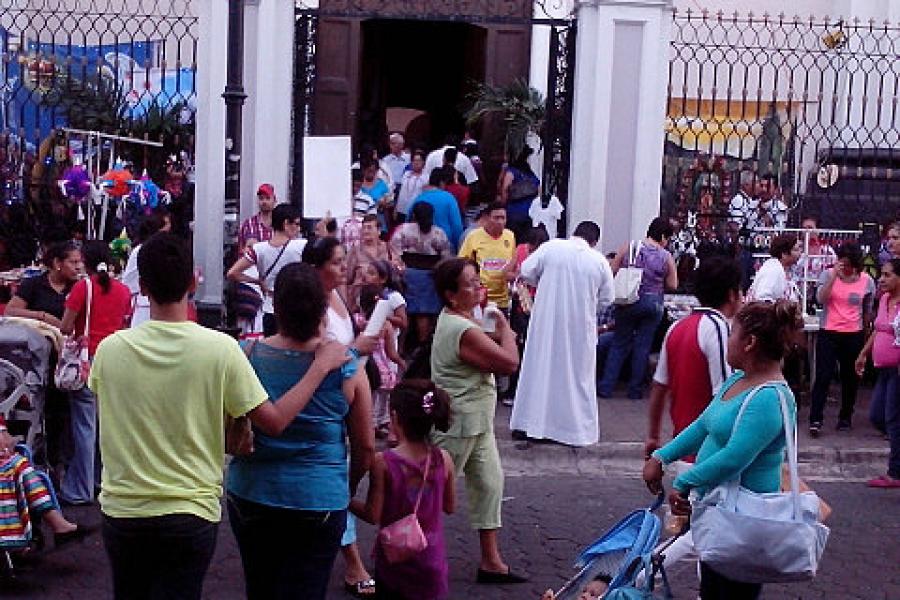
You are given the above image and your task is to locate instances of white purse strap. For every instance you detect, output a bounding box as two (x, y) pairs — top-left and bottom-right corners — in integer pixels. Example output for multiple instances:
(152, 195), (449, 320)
(84, 277), (92, 346)
(727, 382), (802, 519)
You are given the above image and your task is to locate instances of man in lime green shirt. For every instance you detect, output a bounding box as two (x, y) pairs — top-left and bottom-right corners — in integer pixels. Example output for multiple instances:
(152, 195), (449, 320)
(90, 233), (348, 600)
(458, 202), (516, 309)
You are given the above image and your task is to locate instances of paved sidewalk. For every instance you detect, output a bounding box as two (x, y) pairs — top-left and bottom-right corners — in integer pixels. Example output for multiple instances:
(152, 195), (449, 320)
(496, 388), (891, 481)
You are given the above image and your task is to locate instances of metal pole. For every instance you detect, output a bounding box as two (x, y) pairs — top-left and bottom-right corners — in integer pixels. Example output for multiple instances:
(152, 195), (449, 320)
(223, 0), (246, 218)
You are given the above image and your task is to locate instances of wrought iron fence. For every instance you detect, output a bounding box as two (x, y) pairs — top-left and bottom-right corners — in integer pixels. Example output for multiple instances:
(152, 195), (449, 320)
(663, 9), (900, 256)
(0, 0), (197, 260)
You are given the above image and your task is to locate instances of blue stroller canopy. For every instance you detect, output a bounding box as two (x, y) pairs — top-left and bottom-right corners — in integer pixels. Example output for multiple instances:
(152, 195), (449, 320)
(555, 494), (665, 599)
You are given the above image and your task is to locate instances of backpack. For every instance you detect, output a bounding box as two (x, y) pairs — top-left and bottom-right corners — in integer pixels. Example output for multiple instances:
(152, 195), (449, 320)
(507, 168), (540, 203)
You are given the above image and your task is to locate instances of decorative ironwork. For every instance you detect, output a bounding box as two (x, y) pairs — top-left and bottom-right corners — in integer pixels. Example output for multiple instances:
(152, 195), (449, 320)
(291, 9), (318, 210)
(541, 19), (577, 234)
(663, 9), (900, 247)
(0, 0), (197, 250)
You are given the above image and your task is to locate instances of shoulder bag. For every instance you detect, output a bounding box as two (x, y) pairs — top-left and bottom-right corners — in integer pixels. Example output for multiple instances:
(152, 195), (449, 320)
(378, 449), (431, 563)
(54, 278), (92, 391)
(613, 241), (644, 305)
(689, 384), (830, 583)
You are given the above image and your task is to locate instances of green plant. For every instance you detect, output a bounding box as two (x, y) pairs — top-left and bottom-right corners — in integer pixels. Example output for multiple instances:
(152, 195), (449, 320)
(464, 78), (545, 160)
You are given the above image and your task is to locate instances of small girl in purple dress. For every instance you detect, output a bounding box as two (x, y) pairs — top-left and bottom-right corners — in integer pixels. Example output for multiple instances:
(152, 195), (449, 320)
(351, 380), (456, 599)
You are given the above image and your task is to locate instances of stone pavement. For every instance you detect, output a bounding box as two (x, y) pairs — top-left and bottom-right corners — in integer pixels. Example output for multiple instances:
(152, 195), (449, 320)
(1, 389), (895, 599)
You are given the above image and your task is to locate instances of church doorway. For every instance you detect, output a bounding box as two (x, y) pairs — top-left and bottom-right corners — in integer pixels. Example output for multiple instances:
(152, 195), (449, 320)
(356, 19), (487, 150)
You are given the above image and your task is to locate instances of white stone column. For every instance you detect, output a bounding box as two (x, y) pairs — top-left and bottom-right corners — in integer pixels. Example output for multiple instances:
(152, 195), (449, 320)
(568, 0), (673, 250)
(240, 0), (295, 213)
(193, 0), (229, 309)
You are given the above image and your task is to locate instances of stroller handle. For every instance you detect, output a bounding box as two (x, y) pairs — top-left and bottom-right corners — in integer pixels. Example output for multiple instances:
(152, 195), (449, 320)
(649, 491), (665, 512)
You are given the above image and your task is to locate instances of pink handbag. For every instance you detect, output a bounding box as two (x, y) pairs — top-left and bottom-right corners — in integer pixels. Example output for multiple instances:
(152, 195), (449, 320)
(377, 450), (431, 564)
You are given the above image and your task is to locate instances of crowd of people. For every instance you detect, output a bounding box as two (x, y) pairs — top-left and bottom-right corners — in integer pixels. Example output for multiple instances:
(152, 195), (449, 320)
(0, 130), (898, 600)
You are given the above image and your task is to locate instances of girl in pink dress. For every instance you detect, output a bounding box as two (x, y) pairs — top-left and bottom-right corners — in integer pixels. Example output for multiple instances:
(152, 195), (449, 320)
(350, 380), (456, 599)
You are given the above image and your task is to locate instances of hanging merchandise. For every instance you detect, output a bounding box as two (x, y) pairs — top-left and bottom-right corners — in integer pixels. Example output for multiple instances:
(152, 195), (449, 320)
(108, 228), (132, 270)
(60, 164), (92, 202)
(101, 162), (134, 198)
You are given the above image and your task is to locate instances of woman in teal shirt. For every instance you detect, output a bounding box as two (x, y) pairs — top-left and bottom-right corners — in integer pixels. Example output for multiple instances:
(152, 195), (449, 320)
(643, 301), (801, 599)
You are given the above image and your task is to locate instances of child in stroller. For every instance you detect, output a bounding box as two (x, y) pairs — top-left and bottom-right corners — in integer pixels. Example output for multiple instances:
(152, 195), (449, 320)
(0, 418), (88, 549)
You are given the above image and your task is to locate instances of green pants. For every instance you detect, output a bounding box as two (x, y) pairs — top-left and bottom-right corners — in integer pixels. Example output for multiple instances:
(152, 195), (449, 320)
(432, 429), (503, 530)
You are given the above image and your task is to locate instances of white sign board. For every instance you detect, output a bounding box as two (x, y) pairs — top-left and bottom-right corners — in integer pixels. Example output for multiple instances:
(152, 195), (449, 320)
(302, 136), (352, 219)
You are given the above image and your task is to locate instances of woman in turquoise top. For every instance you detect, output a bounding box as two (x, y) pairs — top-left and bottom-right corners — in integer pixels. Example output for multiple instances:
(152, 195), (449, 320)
(226, 263), (373, 600)
(643, 301), (801, 600)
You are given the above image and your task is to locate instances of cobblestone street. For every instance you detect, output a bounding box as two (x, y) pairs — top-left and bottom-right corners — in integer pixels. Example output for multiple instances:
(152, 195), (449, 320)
(2, 476), (897, 599)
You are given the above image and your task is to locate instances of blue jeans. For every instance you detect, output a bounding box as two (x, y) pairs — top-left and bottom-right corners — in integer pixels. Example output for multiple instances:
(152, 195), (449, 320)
(598, 293), (664, 399)
(103, 513), (218, 600)
(61, 384), (97, 503)
(869, 367), (900, 478)
(227, 494), (346, 600)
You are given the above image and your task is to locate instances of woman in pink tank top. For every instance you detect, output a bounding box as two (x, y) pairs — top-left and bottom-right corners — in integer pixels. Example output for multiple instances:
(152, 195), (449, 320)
(809, 243), (876, 436)
(351, 380), (456, 599)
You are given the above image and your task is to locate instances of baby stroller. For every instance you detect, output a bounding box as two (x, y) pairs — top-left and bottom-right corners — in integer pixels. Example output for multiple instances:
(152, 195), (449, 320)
(553, 493), (686, 599)
(0, 319), (55, 462)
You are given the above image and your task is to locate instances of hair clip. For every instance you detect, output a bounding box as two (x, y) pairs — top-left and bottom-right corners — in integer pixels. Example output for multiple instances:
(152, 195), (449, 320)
(96, 262), (108, 273)
(422, 391), (434, 415)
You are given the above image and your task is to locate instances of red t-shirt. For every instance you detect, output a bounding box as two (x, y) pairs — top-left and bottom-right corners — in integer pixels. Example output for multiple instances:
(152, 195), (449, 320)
(445, 182), (470, 214)
(65, 275), (132, 356)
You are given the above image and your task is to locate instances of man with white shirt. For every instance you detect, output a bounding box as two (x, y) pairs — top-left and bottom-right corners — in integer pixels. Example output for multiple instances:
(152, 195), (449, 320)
(727, 170), (758, 230)
(379, 133), (410, 194)
(509, 221), (615, 446)
(423, 137), (478, 185)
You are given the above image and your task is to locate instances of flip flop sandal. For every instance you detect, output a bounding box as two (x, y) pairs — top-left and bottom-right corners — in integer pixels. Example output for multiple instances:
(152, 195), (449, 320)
(344, 578), (376, 597)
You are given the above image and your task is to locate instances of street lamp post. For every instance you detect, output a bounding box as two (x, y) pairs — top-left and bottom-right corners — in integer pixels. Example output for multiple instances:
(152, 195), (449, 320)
(198, 0), (246, 328)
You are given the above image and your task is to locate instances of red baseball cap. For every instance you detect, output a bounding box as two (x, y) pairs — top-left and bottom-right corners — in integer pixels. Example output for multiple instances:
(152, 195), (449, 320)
(257, 183), (275, 198)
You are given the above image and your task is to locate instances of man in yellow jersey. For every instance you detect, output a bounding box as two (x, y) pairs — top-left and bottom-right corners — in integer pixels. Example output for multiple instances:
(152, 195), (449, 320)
(458, 202), (516, 311)
(90, 233), (349, 600)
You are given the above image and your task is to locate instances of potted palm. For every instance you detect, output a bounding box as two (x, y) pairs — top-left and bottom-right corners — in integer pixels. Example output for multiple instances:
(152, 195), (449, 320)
(464, 78), (545, 161)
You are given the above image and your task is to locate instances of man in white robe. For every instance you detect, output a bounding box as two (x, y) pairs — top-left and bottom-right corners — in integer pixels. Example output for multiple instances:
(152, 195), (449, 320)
(509, 221), (615, 446)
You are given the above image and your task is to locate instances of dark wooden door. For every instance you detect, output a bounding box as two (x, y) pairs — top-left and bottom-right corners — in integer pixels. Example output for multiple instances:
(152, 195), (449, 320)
(312, 17), (360, 136)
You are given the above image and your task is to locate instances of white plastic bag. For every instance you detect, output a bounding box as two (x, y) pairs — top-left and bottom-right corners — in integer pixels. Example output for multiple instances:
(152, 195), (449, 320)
(690, 386), (830, 584)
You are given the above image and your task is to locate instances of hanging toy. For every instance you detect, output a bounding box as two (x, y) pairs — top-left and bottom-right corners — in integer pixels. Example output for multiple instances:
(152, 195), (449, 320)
(60, 164), (92, 202)
(108, 228), (132, 270)
(139, 171), (161, 211)
(100, 161), (134, 197)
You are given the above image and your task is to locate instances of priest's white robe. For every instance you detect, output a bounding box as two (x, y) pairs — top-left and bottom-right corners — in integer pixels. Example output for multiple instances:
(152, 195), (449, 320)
(509, 237), (614, 445)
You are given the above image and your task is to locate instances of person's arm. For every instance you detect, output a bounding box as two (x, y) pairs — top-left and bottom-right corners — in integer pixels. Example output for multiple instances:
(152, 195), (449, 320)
(669, 388), (786, 494)
(862, 277), (876, 330)
(816, 268), (838, 305)
(609, 243), (629, 275)
(855, 330), (876, 376)
(519, 241), (547, 285)
(645, 381), (669, 459)
(5, 296), (63, 328)
(664, 252), (678, 291)
(383, 324), (405, 372)
(60, 308), (78, 335)
(344, 369), (375, 494)
(387, 304), (408, 332)
(226, 254), (261, 286)
(349, 452), (386, 525)
(457, 313), (519, 375)
(651, 409), (709, 468)
(498, 170), (513, 204)
(246, 341), (350, 436)
(441, 448), (456, 515)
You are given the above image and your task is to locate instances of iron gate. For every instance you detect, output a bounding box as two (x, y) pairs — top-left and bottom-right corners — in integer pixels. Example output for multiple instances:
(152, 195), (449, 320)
(662, 9), (900, 254)
(292, 0), (576, 231)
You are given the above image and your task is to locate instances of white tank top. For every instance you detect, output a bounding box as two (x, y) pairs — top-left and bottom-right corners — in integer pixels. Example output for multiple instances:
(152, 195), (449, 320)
(326, 292), (354, 345)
